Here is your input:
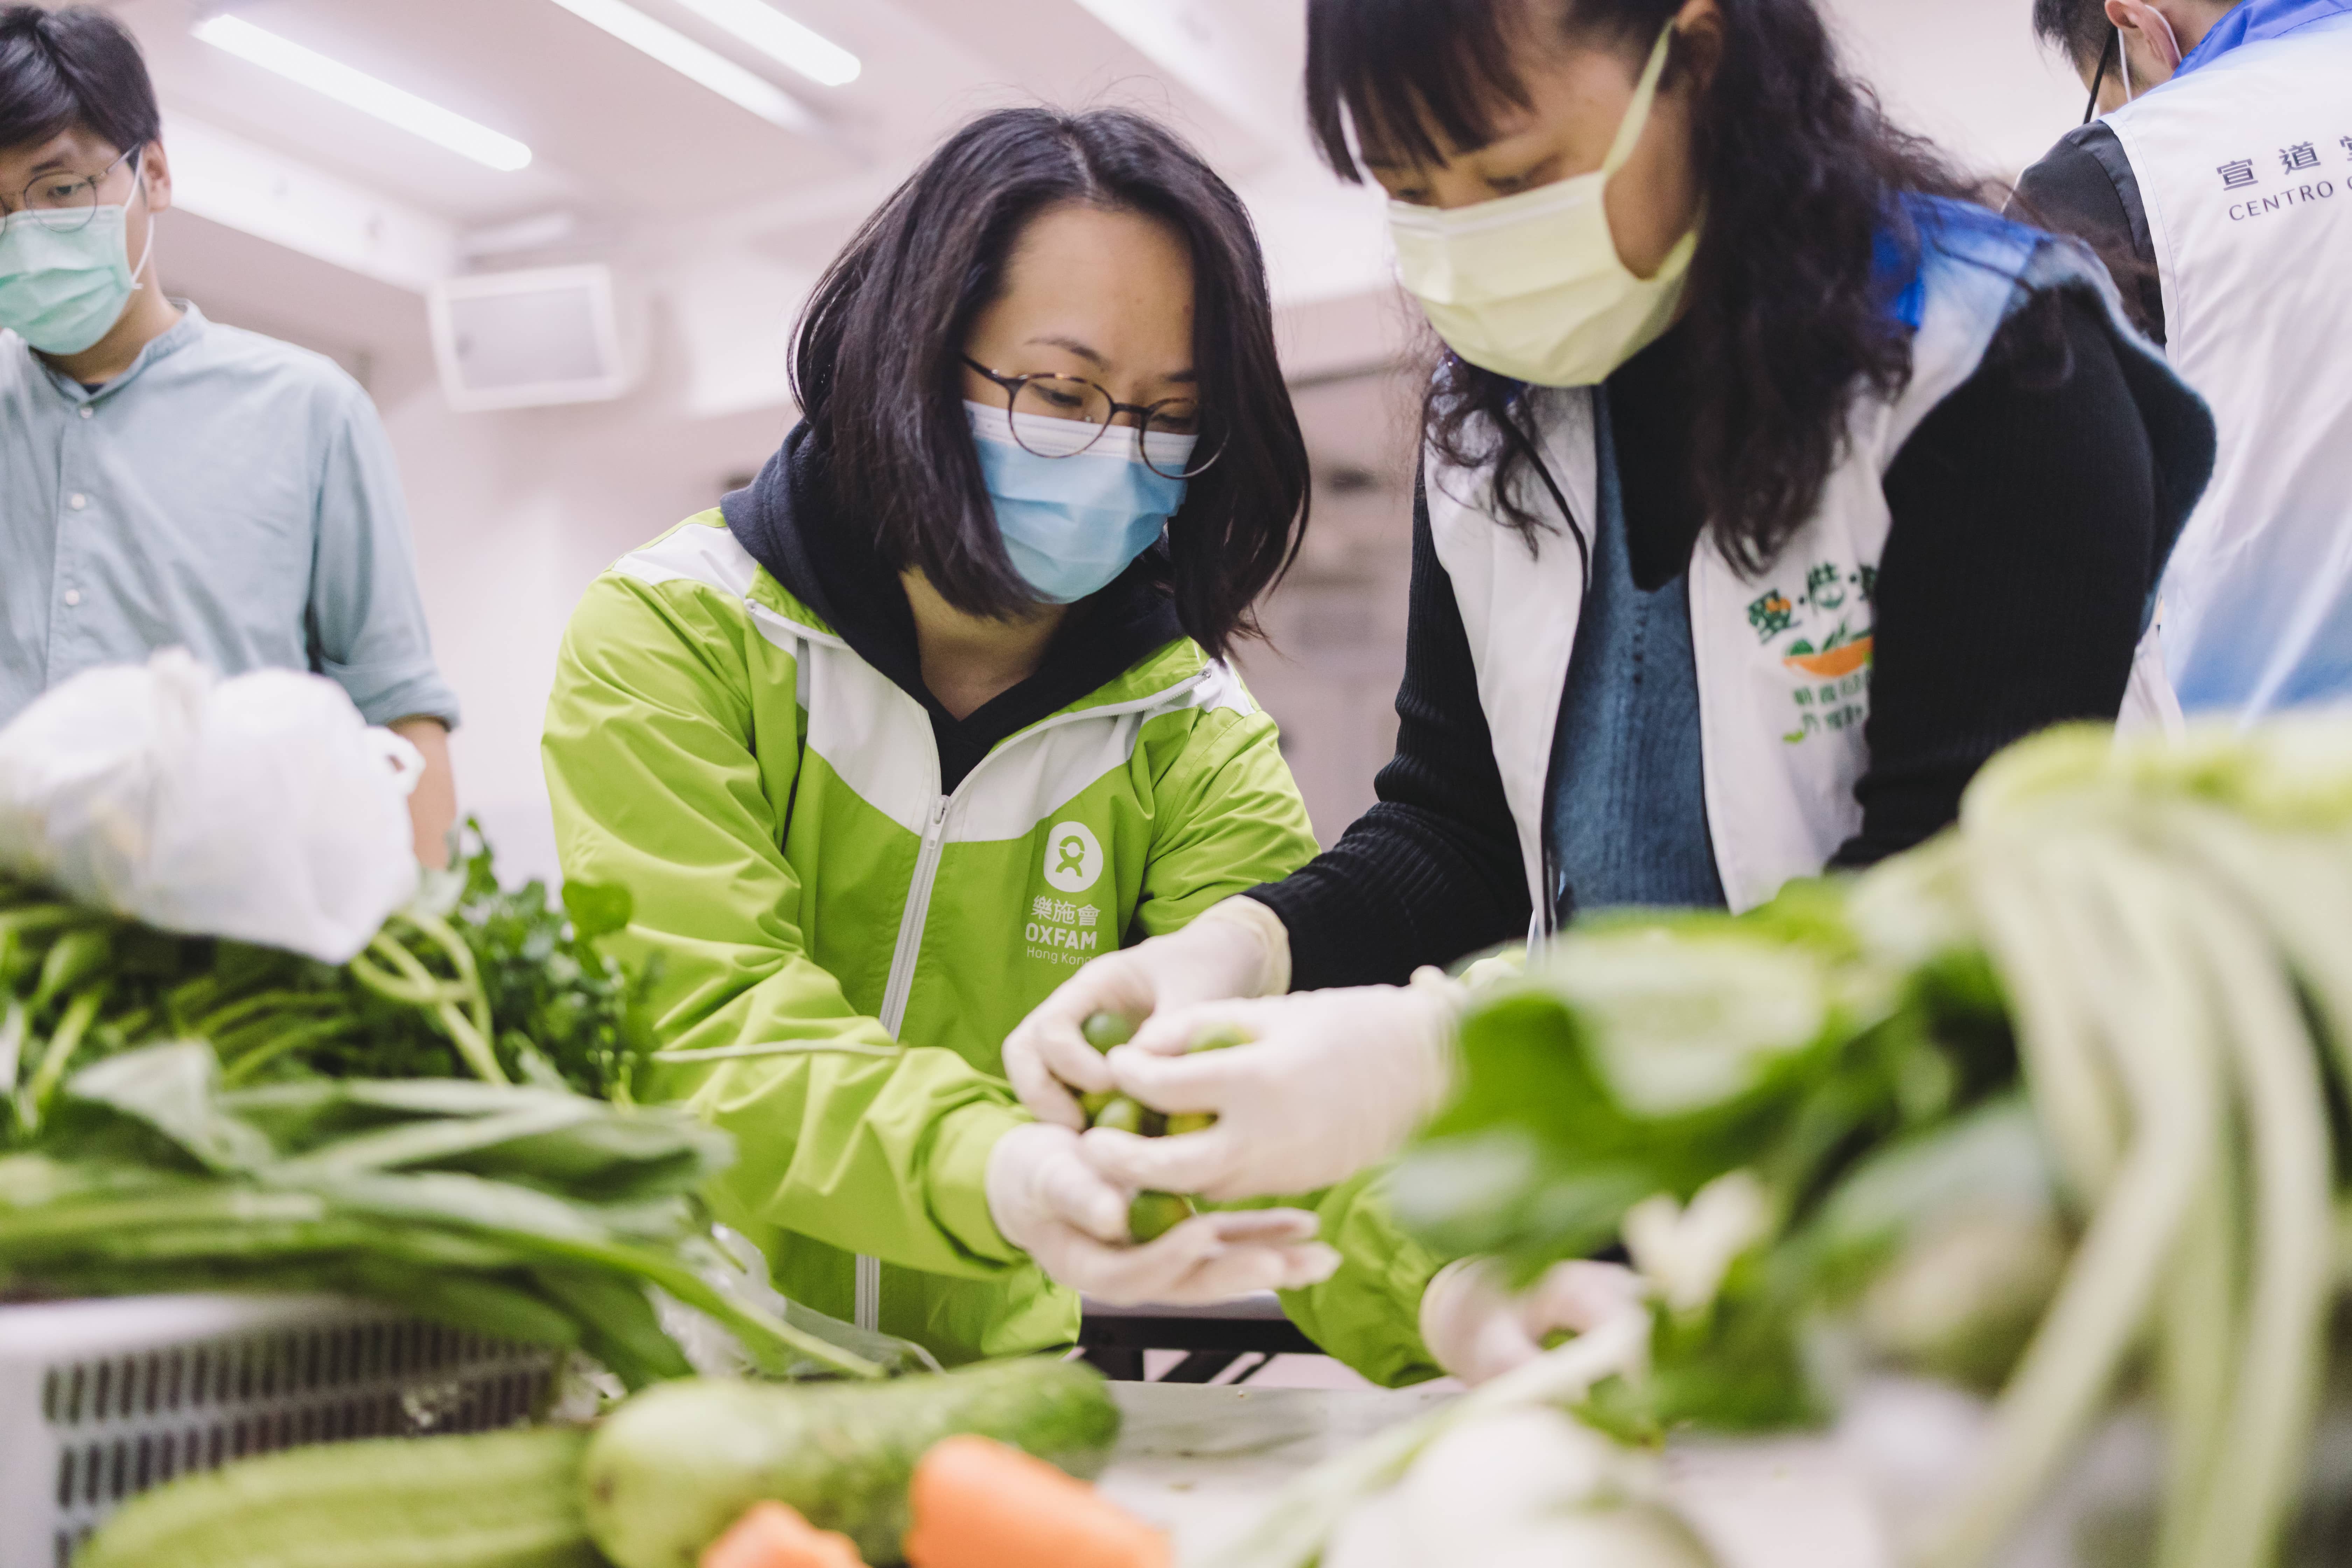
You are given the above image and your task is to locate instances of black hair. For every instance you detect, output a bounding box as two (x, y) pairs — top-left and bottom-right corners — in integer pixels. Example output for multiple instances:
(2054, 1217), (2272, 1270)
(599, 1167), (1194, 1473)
(790, 106), (1309, 656)
(1306, 0), (1984, 575)
(2032, 0), (2115, 68)
(0, 5), (160, 156)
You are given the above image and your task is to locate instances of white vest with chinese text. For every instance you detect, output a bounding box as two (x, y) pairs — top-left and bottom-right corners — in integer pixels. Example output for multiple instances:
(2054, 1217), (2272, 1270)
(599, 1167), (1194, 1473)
(1428, 204), (2195, 917)
(2106, 9), (2352, 713)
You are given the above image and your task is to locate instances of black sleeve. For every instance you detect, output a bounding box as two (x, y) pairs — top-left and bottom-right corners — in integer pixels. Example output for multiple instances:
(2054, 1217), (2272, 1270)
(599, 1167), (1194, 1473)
(1246, 474), (1534, 988)
(1832, 289), (2157, 867)
(2007, 127), (2166, 344)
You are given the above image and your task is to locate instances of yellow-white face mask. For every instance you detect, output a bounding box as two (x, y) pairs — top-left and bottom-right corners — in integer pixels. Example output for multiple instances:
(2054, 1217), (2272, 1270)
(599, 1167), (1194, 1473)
(1387, 23), (1698, 388)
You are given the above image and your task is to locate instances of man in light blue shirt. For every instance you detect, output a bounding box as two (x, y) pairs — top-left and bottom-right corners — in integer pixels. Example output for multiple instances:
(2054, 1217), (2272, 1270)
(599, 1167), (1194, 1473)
(0, 6), (458, 861)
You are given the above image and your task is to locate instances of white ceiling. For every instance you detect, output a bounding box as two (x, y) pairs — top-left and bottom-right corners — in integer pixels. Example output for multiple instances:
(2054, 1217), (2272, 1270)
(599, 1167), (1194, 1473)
(122, 0), (1283, 230)
(100, 0), (2089, 405)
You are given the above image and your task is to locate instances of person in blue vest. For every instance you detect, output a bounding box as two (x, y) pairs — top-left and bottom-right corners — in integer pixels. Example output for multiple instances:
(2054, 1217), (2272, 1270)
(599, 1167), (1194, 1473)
(2012, 0), (2352, 716)
(1003, 0), (2221, 1387)
(0, 6), (460, 862)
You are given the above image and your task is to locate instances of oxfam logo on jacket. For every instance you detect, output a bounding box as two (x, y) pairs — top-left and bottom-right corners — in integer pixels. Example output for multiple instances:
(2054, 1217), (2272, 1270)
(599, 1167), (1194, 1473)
(1043, 821), (1104, 893)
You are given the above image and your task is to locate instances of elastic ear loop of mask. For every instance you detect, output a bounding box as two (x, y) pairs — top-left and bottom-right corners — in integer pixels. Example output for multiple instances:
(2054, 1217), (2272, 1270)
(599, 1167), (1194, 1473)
(2082, 29), (2116, 124)
(1602, 22), (1681, 177)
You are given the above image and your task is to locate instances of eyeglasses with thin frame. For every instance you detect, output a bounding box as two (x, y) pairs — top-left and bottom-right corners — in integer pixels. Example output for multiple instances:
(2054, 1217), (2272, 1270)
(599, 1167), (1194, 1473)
(2, 146), (141, 232)
(962, 356), (1223, 481)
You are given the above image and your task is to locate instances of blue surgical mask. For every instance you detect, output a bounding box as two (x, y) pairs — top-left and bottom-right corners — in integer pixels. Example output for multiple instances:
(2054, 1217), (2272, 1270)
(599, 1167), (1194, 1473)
(966, 400), (1193, 604)
(0, 177), (152, 357)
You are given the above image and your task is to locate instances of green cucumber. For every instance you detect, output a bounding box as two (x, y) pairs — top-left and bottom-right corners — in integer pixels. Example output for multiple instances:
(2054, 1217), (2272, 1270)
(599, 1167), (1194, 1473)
(76, 1427), (594, 1568)
(1080, 1010), (1138, 1051)
(581, 1356), (1119, 1568)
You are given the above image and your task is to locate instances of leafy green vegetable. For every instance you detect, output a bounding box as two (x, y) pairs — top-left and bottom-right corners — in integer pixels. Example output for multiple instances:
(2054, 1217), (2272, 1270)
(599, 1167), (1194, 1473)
(1381, 716), (2352, 1568)
(1394, 890), (2012, 1299)
(0, 1040), (883, 1387)
(1, 822), (658, 1139)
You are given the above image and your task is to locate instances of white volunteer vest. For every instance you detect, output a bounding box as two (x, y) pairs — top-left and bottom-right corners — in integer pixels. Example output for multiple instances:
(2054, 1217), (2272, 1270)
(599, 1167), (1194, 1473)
(1430, 211), (2182, 917)
(2106, 12), (2352, 714)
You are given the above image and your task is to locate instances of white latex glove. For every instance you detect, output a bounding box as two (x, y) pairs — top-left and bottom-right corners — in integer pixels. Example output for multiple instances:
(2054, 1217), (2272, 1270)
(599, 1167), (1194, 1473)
(983, 1122), (1339, 1307)
(1418, 1257), (1649, 1386)
(1002, 896), (1290, 1129)
(1080, 978), (1457, 1203)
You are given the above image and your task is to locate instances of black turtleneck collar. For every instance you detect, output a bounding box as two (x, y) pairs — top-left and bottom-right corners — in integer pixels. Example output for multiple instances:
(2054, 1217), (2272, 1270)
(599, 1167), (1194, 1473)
(721, 425), (1187, 791)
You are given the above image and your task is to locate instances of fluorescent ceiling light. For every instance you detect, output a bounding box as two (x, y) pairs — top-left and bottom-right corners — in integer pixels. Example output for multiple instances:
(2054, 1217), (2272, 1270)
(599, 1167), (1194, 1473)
(545, 0), (818, 131)
(192, 16), (532, 173)
(667, 0), (859, 87)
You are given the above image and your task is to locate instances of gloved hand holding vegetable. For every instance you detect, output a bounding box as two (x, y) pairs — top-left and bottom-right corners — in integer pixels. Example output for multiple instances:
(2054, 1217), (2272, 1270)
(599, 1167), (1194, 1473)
(1079, 979), (1458, 1203)
(1417, 1257), (1647, 1387)
(1001, 895), (1291, 1129)
(984, 1121), (1338, 1306)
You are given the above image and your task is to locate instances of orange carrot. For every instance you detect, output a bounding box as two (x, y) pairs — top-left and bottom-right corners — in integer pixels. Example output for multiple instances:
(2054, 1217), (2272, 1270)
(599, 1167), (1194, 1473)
(699, 1500), (868, 1568)
(902, 1435), (1169, 1568)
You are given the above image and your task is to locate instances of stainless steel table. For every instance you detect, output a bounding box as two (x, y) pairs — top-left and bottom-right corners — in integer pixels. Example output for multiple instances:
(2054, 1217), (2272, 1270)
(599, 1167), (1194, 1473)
(1091, 1380), (1895, 1568)
(1096, 1382), (1452, 1560)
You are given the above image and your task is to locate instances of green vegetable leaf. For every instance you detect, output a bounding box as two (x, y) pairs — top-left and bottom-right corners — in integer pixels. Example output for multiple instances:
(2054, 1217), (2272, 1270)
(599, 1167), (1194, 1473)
(561, 880), (634, 941)
(62, 1042), (275, 1174)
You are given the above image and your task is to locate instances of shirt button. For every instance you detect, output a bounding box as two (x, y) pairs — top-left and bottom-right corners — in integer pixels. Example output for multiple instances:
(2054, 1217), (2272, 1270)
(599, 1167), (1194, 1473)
(68, 493), (88, 510)
(78, 406), (93, 419)
(63, 589), (82, 607)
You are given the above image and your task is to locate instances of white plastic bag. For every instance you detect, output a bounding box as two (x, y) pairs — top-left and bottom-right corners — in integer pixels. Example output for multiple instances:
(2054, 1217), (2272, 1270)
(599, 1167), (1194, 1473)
(0, 650), (423, 963)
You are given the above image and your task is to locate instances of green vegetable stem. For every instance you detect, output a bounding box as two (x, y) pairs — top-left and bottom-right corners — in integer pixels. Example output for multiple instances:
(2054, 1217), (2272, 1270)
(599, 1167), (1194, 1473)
(2, 820), (663, 1134)
(1367, 718), (2352, 1568)
(0, 1040), (884, 1387)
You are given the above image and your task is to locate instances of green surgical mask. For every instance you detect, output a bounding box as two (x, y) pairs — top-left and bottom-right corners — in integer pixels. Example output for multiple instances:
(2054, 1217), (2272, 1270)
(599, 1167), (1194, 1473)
(0, 175), (152, 357)
(1388, 23), (1697, 388)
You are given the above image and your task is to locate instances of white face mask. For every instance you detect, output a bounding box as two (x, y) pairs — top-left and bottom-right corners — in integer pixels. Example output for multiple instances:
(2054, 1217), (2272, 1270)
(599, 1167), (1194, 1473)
(1387, 23), (1696, 388)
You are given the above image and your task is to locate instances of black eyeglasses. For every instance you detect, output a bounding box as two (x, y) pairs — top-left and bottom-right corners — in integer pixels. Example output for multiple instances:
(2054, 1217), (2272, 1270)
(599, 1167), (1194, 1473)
(962, 356), (1222, 481)
(2, 146), (140, 230)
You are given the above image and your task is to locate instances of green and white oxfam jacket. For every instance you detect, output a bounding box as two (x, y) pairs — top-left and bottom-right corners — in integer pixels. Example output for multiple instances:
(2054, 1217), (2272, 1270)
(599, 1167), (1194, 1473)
(543, 512), (1450, 1378)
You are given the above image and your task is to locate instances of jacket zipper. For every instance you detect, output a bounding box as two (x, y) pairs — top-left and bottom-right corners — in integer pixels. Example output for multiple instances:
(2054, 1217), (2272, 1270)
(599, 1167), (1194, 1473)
(849, 670), (1217, 1332)
(878, 794), (953, 1037)
(859, 794), (949, 1332)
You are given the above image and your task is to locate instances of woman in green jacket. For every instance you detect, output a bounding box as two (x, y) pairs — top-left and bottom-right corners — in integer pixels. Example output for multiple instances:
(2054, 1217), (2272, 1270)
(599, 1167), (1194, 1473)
(542, 108), (1446, 1373)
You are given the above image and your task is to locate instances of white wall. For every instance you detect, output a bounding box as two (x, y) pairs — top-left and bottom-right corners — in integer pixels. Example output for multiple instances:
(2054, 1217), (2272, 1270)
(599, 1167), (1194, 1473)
(380, 342), (790, 890)
(1824, 0), (2089, 181)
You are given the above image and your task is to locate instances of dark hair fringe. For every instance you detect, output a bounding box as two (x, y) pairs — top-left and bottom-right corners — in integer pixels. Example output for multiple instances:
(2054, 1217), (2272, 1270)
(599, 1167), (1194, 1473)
(0, 5), (160, 157)
(1306, 0), (1988, 578)
(789, 106), (1310, 658)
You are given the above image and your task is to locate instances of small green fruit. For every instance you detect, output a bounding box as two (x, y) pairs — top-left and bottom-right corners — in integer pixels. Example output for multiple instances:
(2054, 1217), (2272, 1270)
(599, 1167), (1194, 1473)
(1082, 1012), (1139, 1051)
(1091, 1096), (1147, 1135)
(1128, 1191), (1195, 1244)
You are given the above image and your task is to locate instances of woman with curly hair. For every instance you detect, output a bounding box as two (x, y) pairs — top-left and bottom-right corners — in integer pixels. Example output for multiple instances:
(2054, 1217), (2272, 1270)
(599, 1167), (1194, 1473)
(1008, 0), (2221, 1387)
